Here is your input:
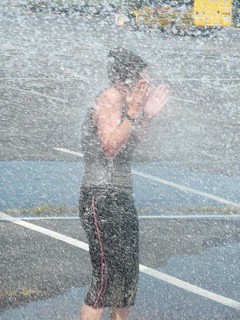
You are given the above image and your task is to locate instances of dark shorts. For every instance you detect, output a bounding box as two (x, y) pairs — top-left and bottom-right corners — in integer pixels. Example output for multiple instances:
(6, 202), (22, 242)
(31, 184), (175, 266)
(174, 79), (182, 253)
(79, 186), (139, 309)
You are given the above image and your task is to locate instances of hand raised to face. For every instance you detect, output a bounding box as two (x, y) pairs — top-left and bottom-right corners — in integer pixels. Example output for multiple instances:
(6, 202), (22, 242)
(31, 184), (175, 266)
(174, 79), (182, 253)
(143, 84), (170, 120)
(124, 80), (151, 119)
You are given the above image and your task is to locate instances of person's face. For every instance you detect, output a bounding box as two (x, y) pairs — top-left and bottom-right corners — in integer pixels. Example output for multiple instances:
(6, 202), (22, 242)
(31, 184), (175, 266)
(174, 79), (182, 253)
(124, 69), (150, 90)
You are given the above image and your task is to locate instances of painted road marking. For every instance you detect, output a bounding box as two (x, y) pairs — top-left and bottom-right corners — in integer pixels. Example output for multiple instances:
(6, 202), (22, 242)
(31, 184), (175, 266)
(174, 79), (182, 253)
(1, 214), (240, 222)
(54, 147), (240, 209)
(171, 96), (198, 104)
(0, 211), (89, 251)
(0, 85), (68, 103)
(54, 147), (83, 157)
(1, 77), (240, 83)
(140, 264), (240, 311)
(169, 77), (240, 82)
(1, 211), (240, 311)
(133, 171), (240, 209)
(139, 214), (240, 220)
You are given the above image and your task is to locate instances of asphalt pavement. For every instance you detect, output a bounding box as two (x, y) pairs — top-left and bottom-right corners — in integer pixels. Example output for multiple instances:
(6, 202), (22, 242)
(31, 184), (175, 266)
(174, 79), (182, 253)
(0, 5), (240, 320)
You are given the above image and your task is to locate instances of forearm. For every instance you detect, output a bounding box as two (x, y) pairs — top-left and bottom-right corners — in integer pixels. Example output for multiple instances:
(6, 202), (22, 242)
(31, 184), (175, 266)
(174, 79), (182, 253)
(104, 117), (135, 158)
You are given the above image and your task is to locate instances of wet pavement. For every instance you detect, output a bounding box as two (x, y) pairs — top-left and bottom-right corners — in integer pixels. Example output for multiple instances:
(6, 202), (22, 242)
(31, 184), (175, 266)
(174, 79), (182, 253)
(1, 261), (240, 320)
(0, 4), (240, 320)
(0, 160), (239, 213)
(1, 214), (240, 319)
(0, 160), (84, 211)
(0, 7), (240, 173)
(1, 160), (240, 319)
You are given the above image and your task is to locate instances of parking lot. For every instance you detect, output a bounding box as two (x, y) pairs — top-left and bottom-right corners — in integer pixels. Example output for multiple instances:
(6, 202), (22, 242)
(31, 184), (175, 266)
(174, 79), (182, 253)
(0, 5), (240, 320)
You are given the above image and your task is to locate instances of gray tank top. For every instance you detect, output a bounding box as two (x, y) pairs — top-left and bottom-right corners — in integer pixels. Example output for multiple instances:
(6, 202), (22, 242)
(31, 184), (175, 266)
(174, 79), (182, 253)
(81, 98), (140, 192)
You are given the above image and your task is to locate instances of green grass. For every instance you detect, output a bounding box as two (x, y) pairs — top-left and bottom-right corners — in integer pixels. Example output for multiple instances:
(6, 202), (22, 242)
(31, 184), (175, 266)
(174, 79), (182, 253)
(139, 205), (240, 215)
(3, 204), (77, 215)
(0, 288), (48, 298)
(4, 204), (240, 216)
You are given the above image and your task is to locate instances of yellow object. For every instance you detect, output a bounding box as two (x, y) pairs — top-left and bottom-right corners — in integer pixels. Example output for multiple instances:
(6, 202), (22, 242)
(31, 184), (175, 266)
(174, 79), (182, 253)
(134, 6), (194, 29)
(133, 0), (232, 29)
(194, 0), (232, 27)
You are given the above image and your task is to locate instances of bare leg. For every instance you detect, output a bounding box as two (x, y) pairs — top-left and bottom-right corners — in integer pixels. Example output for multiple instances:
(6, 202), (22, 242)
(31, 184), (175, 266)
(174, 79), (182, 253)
(110, 307), (131, 320)
(79, 303), (104, 320)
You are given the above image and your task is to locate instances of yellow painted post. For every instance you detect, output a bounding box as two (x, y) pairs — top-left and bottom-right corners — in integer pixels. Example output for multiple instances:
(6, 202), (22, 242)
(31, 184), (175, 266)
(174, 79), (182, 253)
(194, 0), (232, 27)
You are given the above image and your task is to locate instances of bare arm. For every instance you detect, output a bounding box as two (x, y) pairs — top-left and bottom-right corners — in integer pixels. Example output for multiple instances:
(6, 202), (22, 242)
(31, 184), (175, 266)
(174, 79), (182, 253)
(93, 81), (150, 158)
(93, 88), (137, 158)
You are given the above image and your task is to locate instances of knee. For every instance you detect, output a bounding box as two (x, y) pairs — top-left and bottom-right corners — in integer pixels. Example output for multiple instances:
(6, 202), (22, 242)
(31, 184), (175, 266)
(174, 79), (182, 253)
(110, 306), (130, 320)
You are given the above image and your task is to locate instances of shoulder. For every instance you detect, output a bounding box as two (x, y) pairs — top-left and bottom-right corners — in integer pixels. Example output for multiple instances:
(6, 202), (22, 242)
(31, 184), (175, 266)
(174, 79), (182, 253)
(94, 87), (122, 114)
(92, 87), (122, 124)
(97, 87), (122, 106)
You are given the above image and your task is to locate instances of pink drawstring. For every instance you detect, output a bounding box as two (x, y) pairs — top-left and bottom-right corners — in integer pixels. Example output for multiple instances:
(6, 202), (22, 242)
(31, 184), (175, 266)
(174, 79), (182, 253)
(92, 194), (105, 308)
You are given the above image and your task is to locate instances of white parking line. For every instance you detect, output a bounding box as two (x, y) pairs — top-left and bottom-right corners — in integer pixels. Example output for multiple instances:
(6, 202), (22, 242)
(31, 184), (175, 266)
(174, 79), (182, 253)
(54, 147), (83, 157)
(1, 214), (240, 222)
(0, 78), (55, 81)
(169, 78), (240, 82)
(1, 211), (240, 311)
(134, 171), (240, 209)
(0, 211), (88, 251)
(54, 147), (240, 209)
(226, 83), (240, 88)
(1, 77), (240, 83)
(139, 214), (240, 220)
(171, 96), (198, 104)
(0, 85), (68, 103)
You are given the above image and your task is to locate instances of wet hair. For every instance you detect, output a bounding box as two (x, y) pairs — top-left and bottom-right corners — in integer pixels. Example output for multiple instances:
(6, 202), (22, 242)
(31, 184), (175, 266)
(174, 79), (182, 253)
(108, 47), (147, 87)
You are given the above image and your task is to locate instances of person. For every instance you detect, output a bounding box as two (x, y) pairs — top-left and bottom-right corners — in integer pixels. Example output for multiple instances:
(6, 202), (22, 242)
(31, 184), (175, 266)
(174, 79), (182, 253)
(78, 47), (169, 320)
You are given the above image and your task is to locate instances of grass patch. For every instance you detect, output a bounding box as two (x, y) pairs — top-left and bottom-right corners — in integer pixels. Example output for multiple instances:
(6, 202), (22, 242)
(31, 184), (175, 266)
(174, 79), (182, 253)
(0, 288), (48, 298)
(0, 287), (55, 311)
(139, 205), (240, 215)
(3, 204), (77, 215)
(4, 205), (240, 216)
